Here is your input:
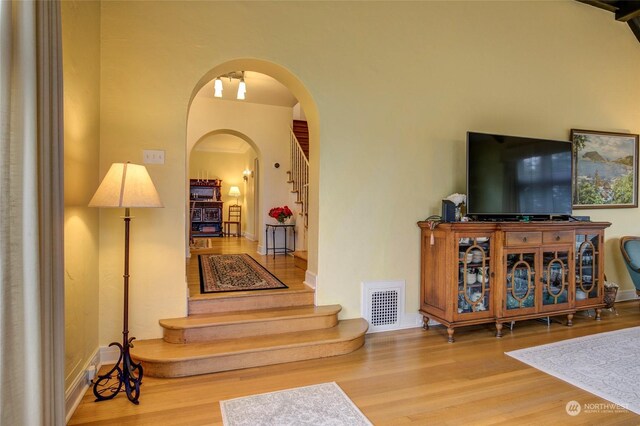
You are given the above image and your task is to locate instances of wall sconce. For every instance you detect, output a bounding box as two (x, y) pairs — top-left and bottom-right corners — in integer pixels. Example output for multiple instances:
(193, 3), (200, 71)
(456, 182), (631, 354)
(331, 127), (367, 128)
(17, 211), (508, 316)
(243, 169), (253, 181)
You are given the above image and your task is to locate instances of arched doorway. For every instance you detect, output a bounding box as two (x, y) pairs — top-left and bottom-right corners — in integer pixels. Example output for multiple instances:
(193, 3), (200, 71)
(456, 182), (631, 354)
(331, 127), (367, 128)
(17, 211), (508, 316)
(186, 60), (319, 288)
(188, 130), (260, 244)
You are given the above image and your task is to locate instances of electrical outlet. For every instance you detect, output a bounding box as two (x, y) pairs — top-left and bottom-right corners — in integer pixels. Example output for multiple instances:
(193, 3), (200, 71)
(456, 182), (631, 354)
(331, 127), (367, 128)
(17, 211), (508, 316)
(86, 365), (96, 382)
(143, 149), (165, 164)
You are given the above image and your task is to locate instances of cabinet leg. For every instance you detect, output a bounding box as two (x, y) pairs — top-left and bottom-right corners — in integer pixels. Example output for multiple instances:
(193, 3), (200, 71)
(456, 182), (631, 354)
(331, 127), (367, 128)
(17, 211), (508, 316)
(495, 322), (503, 338)
(447, 327), (455, 343)
(595, 308), (602, 321)
(567, 314), (573, 327)
(422, 316), (430, 330)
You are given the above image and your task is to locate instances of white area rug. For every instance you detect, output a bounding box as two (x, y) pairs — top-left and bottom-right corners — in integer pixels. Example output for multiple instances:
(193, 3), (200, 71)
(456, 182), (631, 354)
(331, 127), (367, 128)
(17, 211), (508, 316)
(220, 382), (372, 426)
(506, 327), (640, 414)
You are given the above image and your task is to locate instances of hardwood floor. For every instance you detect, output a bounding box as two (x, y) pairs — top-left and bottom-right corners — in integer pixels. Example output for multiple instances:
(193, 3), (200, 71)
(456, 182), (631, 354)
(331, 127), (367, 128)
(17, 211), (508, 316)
(69, 238), (640, 424)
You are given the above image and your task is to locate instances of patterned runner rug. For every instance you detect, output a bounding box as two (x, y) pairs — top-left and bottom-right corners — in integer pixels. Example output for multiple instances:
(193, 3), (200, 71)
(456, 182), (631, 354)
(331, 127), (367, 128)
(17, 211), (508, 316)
(220, 382), (372, 426)
(198, 253), (288, 293)
(506, 326), (640, 415)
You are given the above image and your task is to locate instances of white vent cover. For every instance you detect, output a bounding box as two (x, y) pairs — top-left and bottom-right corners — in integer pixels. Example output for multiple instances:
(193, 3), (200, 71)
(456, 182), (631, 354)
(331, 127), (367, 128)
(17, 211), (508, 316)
(361, 281), (405, 333)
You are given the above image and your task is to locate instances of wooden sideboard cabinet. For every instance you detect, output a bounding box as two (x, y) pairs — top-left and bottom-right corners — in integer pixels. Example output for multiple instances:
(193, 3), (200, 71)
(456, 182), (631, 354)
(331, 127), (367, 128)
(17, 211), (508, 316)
(190, 179), (223, 238)
(417, 221), (610, 342)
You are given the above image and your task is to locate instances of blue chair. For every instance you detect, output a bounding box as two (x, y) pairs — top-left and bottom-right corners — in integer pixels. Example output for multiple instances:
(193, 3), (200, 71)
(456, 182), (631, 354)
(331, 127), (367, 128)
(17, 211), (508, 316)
(620, 236), (640, 302)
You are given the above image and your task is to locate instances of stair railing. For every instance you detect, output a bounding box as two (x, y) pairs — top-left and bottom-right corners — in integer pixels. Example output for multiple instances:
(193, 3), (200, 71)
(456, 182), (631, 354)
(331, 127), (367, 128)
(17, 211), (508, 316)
(289, 127), (309, 228)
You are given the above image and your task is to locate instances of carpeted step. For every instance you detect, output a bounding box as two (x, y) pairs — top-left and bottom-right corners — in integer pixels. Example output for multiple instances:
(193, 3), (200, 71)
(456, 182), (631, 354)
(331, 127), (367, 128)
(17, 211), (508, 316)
(160, 305), (341, 343)
(131, 318), (368, 378)
(188, 286), (315, 314)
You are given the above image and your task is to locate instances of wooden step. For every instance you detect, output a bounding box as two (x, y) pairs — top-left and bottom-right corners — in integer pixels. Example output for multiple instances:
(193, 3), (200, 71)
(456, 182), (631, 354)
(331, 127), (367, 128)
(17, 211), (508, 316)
(131, 318), (368, 378)
(161, 305), (341, 343)
(293, 251), (308, 271)
(188, 286), (315, 314)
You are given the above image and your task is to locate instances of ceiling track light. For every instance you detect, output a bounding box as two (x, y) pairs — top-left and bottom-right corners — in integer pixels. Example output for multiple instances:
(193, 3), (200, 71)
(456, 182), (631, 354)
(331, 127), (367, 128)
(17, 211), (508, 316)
(237, 71), (246, 100)
(213, 71), (247, 100)
(214, 77), (223, 98)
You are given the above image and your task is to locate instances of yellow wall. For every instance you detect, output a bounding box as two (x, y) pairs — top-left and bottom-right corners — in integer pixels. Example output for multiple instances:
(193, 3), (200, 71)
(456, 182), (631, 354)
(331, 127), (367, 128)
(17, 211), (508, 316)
(96, 1), (640, 338)
(62, 0), (101, 391)
(243, 151), (258, 240)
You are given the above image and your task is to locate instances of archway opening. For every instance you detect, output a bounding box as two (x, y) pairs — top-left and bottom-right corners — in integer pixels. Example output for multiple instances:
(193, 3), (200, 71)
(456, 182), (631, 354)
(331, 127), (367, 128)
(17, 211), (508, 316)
(185, 60), (319, 288)
(188, 131), (259, 244)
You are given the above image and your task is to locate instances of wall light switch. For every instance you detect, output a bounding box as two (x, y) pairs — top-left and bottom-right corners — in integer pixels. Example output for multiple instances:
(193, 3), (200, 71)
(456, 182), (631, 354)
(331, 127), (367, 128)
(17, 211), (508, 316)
(143, 149), (165, 164)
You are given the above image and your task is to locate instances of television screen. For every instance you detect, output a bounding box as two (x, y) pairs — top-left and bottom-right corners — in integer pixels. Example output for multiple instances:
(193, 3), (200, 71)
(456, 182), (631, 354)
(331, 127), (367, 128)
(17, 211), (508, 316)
(467, 132), (573, 216)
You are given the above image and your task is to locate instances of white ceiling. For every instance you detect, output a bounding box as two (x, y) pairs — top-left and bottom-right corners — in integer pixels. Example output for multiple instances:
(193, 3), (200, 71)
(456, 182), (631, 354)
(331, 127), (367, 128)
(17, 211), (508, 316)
(200, 71), (298, 107)
(194, 133), (251, 154)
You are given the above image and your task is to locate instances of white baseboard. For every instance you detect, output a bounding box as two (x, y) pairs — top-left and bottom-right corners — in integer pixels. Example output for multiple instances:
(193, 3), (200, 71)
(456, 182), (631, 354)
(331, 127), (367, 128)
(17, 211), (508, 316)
(363, 292), (640, 336)
(617, 289), (638, 302)
(365, 312), (424, 334)
(257, 244), (266, 255)
(402, 312), (425, 328)
(243, 232), (256, 241)
(99, 344), (121, 366)
(65, 345), (123, 421)
(304, 270), (317, 289)
(65, 348), (99, 423)
(396, 290), (640, 330)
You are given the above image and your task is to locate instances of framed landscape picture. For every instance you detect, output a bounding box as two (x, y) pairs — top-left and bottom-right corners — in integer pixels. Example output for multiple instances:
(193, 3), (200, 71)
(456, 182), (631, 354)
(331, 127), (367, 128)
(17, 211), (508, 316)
(571, 129), (639, 209)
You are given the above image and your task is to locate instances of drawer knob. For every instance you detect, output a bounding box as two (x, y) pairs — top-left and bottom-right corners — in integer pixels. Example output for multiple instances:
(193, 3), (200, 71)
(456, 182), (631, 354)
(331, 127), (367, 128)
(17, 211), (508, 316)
(556, 235), (560, 241)
(522, 237), (527, 242)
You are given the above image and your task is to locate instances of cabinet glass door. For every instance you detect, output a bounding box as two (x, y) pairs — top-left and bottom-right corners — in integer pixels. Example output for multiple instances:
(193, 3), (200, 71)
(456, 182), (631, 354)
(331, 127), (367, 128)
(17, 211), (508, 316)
(575, 233), (600, 304)
(505, 252), (537, 314)
(541, 249), (571, 311)
(456, 236), (492, 318)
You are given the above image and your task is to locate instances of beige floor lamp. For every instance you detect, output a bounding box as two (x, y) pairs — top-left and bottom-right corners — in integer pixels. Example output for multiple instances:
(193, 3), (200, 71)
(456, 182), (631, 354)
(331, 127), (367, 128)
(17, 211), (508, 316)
(88, 162), (163, 404)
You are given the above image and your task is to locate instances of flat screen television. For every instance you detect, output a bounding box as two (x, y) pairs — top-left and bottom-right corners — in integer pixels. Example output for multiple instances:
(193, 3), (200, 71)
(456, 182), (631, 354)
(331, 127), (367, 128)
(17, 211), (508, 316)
(466, 132), (573, 218)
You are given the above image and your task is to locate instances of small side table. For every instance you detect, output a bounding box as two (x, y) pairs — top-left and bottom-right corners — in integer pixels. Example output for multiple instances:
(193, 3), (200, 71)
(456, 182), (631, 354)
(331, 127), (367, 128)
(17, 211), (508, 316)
(265, 224), (296, 259)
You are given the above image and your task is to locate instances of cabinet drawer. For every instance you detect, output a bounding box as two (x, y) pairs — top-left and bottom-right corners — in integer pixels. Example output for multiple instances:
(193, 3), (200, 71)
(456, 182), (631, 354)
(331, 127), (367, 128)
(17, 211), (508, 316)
(505, 231), (542, 246)
(543, 230), (574, 244)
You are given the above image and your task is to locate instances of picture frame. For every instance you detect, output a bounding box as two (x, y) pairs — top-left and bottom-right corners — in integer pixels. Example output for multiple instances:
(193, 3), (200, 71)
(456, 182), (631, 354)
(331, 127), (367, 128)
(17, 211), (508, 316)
(571, 129), (639, 209)
(204, 207), (221, 222)
(191, 207), (202, 222)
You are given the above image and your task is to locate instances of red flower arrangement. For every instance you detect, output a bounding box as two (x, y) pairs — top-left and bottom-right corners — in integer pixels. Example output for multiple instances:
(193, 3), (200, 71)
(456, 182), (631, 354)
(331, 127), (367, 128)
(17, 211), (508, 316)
(269, 205), (293, 223)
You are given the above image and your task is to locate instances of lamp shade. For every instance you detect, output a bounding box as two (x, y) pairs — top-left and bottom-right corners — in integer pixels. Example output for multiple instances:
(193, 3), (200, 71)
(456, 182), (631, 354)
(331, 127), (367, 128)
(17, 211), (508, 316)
(228, 186), (241, 198)
(89, 162), (163, 208)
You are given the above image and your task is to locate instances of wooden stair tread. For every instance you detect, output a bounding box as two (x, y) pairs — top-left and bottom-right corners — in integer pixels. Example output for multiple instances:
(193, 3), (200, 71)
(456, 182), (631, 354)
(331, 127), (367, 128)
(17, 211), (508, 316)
(188, 285), (315, 315)
(132, 319), (368, 362)
(189, 285), (313, 301)
(160, 305), (341, 330)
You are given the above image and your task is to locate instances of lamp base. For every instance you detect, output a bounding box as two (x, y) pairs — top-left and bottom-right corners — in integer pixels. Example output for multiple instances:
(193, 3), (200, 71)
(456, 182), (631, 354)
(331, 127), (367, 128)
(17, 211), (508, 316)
(92, 337), (143, 404)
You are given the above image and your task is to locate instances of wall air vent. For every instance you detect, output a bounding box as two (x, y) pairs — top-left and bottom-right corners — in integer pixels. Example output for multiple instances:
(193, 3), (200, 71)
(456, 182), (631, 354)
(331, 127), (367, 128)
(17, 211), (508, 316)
(361, 281), (405, 333)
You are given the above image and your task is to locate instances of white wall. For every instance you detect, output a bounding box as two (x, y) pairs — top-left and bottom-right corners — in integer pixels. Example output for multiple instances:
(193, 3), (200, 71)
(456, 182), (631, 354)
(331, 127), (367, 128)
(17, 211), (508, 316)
(92, 1), (640, 341)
